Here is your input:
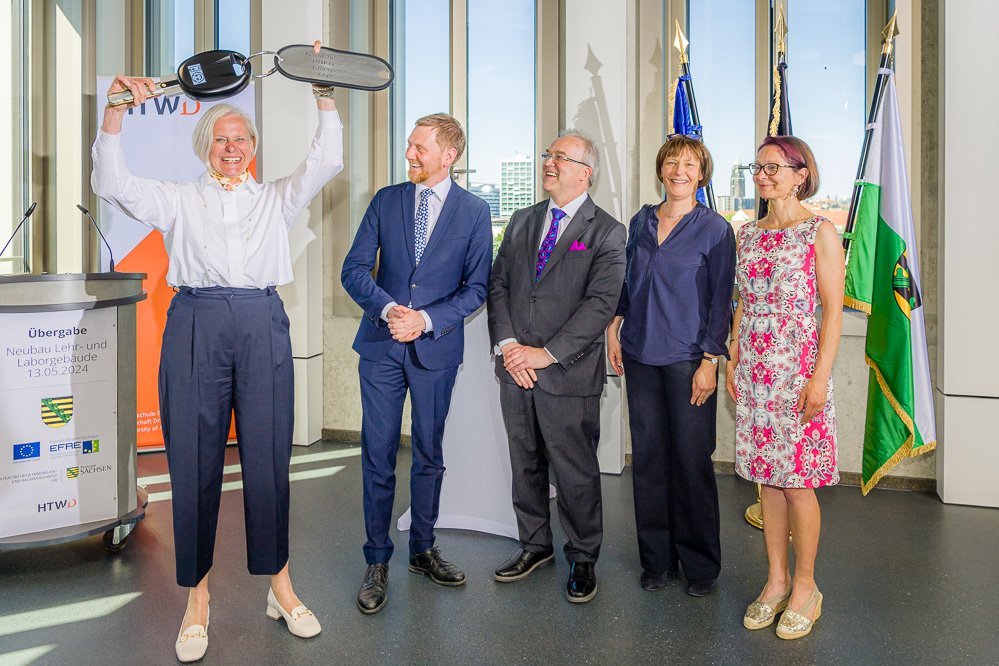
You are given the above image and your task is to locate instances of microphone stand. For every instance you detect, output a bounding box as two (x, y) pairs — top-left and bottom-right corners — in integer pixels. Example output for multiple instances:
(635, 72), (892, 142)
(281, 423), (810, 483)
(77, 204), (116, 272)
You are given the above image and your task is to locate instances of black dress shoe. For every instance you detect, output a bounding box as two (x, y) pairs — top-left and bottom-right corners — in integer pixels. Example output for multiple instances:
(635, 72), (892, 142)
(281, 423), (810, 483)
(640, 569), (669, 591)
(687, 578), (717, 597)
(494, 547), (555, 582)
(408, 547), (466, 586)
(566, 562), (597, 603)
(357, 563), (388, 614)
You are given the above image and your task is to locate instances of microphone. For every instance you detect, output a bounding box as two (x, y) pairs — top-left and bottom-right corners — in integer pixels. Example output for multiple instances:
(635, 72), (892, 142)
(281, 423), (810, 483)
(77, 204), (116, 272)
(0, 202), (37, 271)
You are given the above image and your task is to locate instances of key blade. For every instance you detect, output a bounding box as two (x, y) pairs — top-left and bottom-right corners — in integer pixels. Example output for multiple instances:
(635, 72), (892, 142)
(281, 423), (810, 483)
(107, 78), (183, 107)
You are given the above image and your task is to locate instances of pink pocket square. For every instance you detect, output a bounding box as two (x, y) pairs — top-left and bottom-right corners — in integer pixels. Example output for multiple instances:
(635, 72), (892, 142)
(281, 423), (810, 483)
(569, 240), (587, 251)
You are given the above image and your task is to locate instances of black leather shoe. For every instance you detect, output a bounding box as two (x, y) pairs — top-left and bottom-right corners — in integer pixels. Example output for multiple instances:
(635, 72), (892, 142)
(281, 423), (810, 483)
(640, 569), (669, 591)
(357, 563), (389, 614)
(494, 547), (555, 582)
(408, 547), (466, 586)
(566, 562), (597, 603)
(687, 578), (717, 597)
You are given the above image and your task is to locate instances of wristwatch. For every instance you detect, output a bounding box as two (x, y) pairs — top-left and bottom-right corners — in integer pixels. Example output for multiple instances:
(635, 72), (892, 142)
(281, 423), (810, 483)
(702, 356), (719, 365)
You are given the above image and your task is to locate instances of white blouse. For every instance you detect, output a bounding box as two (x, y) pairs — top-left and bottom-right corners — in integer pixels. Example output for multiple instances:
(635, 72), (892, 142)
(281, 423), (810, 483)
(91, 109), (344, 288)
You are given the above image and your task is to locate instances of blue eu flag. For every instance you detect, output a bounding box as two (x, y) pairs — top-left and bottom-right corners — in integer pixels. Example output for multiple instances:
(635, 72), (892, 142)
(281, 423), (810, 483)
(13, 442), (41, 460)
(671, 75), (708, 206)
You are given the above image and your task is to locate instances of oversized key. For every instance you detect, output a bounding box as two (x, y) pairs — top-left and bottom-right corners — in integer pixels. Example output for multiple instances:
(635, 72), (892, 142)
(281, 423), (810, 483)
(107, 49), (251, 107)
(107, 45), (394, 107)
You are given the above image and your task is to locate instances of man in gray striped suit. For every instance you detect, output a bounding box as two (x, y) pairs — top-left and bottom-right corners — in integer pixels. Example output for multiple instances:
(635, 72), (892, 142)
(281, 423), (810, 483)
(487, 130), (626, 603)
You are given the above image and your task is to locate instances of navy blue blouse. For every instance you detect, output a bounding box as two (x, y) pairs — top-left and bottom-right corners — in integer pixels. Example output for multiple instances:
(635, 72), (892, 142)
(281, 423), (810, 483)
(616, 203), (736, 366)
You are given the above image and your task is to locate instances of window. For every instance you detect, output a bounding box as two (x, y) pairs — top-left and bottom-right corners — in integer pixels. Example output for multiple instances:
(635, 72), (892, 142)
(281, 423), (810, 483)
(679, 0), (869, 233)
(216, 0), (251, 56)
(391, 0), (451, 184)
(146, 0), (195, 75)
(688, 0), (756, 228)
(788, 0), (867, 231)
(1, 1), (29, 275)
(467, 0), (536, 249)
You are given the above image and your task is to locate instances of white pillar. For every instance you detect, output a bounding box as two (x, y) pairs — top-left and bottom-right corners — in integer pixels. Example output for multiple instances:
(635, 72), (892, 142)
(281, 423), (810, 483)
(260, 0), (326, 446)
(937, 1), (999, 507)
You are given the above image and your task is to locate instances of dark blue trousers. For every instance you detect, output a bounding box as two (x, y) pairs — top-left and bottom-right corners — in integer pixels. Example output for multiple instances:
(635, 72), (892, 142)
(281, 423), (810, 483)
(623, 355), (722, 582)
(159, 287), (294, 587)
(358, 343), (458, 564)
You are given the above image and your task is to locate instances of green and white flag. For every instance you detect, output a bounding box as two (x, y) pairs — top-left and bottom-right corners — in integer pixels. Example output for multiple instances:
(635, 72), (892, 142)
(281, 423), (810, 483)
(844, 70), (936, 495)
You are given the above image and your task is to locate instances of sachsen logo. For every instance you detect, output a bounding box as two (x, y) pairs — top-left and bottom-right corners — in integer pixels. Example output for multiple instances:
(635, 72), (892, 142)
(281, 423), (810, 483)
(38, 498), (77, 513)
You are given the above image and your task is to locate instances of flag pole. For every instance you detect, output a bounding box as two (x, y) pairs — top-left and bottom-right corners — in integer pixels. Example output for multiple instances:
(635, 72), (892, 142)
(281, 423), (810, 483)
(673, 21), (716, 210)
(843, 10), (900, 264)
(745, 4), (790, 530)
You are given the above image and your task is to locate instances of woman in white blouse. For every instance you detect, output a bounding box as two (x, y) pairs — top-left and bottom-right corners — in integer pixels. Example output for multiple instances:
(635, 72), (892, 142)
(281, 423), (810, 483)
(92, 45), (342, 663)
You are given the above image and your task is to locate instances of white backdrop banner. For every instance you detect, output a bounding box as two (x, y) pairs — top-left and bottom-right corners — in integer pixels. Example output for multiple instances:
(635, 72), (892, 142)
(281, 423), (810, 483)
(0, 308), (119, 538)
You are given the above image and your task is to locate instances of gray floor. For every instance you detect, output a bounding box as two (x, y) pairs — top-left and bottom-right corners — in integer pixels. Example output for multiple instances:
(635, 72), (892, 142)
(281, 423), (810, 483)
(1, 439), (997, 665)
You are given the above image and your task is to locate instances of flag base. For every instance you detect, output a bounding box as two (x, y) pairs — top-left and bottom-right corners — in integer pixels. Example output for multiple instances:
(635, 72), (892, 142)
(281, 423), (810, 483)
(744, 483), (764, 529)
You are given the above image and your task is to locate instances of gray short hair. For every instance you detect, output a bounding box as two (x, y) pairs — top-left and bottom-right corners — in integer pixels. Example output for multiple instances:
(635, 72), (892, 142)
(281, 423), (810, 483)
(191, 103), (258, 169)
(559, 128), (600, 186)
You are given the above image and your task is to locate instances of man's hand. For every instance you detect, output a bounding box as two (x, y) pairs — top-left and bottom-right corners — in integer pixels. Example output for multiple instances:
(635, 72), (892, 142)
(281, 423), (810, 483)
(387, 305), (425, 342)
(501, 343), (538, 389)
(504, 345), (554, 374)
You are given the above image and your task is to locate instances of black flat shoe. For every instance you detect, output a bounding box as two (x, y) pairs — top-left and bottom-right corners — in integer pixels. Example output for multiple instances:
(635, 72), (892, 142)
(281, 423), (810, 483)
(566, 562), (597, 603)
(357, 563), (388, 614)
(640, 569), (669, 591)
(408, 547), (466, 586)
(494, 547), (555, 582)
(686, 578), (717, 597)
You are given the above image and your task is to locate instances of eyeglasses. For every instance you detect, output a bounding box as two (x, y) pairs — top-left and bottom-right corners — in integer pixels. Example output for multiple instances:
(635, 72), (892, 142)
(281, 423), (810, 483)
(540, 152), (591, 168)
(666, 133), (702, 141)
(747, 162), (798, 176)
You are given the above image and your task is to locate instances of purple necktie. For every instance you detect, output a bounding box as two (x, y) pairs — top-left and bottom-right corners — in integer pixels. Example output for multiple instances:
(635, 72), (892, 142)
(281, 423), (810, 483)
(536, 208), (566, 281)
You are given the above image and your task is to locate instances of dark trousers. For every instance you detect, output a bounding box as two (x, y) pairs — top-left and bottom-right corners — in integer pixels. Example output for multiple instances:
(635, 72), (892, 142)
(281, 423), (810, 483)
(358, 343), (458, 564)
(159, 287), (294, 587)
(623, 355), (721, 581)
(499, 383), (602, 563)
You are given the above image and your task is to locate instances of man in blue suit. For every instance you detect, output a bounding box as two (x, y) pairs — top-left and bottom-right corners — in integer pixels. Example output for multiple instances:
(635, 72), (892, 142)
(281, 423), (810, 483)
(341, 113), (492, 615)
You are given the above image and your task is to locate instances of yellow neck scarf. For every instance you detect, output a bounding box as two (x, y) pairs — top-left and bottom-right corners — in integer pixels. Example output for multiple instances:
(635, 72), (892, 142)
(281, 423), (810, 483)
(210, 170), (250, 191)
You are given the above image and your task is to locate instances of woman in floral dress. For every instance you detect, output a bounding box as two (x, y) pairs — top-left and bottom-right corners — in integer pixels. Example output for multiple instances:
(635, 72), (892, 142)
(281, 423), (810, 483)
(726, 136), (844, 640)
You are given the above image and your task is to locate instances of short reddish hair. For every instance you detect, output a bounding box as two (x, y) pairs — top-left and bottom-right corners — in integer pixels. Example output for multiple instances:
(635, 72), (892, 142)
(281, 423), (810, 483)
(757, 136), (820, 200)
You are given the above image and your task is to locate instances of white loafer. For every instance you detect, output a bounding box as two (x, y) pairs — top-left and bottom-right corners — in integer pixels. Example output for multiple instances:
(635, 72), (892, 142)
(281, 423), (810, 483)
(175, 606), (209, 663)
(266, 588), (321, 638)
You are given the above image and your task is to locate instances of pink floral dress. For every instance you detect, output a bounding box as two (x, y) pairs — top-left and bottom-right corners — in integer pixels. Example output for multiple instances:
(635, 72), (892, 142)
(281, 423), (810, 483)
(733, 217), (839, 488)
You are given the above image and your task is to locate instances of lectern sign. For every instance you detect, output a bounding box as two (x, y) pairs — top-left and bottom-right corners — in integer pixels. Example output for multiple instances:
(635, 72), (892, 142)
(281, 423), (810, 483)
(0, 308), (118, 538)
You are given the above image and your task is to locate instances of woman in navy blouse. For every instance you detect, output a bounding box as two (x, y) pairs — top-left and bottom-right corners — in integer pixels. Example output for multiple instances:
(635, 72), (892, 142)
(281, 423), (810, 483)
(607, 135), (736, 597)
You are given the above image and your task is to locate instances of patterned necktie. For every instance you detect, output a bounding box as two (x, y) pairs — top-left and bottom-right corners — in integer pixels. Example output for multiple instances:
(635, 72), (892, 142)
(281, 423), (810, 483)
(415, 188), (433, 265)
(536, 208), (566, 280)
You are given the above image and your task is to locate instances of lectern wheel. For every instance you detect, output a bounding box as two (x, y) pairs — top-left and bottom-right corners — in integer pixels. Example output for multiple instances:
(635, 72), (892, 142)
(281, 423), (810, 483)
(102, 529), (128, 553)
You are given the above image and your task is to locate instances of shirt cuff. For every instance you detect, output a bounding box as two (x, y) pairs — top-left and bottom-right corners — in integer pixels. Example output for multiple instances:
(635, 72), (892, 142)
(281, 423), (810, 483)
(318, 108), (344, 129)
(494, 338), (518, 355)
(420, 310), (433, 332)
(380, 302), (398, 322)
(543, 347), (559, 364)
(93, 128), (122, 150)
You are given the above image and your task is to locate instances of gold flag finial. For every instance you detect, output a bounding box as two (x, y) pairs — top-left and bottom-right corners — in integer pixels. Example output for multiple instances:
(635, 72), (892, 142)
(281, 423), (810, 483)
(673, 19), (689, 65)
(882, 9), (900, 57)
(775, 5), (788, 55)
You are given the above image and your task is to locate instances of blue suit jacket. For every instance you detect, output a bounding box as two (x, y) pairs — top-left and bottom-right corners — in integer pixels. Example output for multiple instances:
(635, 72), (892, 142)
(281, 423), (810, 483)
(341, 180), (493, 370)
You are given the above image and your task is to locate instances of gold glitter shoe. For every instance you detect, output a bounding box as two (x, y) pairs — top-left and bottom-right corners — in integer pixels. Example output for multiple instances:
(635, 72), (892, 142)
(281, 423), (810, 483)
(776, 589), (822, 640)
(743, 589), (791, 630)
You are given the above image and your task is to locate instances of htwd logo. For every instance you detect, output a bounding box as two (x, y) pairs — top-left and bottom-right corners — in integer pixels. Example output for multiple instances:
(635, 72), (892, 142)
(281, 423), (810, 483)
(38, 498), (77, 512)
(126, 97), (201, 116)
